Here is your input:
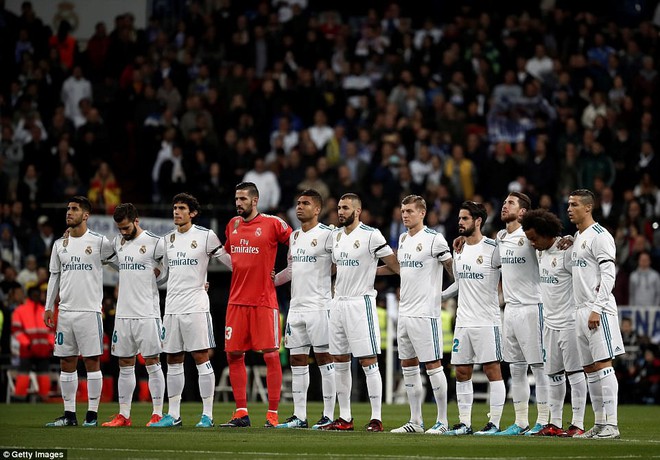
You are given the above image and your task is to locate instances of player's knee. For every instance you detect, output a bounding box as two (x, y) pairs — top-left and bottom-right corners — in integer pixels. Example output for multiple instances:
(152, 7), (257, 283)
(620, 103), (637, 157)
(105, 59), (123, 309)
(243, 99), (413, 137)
(290, 354), (308, 366)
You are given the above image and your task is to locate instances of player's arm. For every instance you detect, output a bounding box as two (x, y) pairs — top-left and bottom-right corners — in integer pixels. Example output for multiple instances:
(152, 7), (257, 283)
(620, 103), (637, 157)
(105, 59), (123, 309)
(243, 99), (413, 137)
(101, 235), (118, 269)
(442, 258), (454, 283)
(452, 235), (465, 253)
(274, 248), (292, 286)
(442, 258), (459, 299)
(211, 245), (232, 270)
(44, 271), (60, 328)
(380, 253), (400, 275)
(589, 236), (617, 327)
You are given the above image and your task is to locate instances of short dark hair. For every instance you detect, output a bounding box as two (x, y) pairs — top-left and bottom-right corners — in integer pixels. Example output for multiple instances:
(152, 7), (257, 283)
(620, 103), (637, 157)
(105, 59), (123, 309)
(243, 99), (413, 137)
(70, 196), (92, 213)
(401, 194), (427, 211)
(298, 189), (323, 209)
(172, 192), (200, 214)
(570, 189), (595, 207)
(340, 192), (361, 207)
(461, 201), (487, 229)
(508, 191), (531, 211)
(236, 181), (259, 198)
(521, 209), (563, 237)
(113, 203), (138, 223)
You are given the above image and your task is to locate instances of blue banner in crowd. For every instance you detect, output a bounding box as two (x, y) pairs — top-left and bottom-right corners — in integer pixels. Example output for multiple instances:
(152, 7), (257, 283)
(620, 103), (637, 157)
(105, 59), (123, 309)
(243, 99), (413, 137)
(619, 306), (660, 342)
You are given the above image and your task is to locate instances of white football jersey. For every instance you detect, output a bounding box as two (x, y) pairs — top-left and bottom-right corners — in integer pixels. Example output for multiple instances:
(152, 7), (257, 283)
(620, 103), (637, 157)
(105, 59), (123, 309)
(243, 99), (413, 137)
(332, 223), (393, 298)
(571, 222), (618, 315)
(497, 226), (542, 306)
(397, 226), (451, 317)
(163, 225), (221, 314)
(48, 229), (115, 312)
(113, 230), (165, 319)
(536, 240), (574, 330)
(453, 237), (501, 327)
(289, 223), (334, 311)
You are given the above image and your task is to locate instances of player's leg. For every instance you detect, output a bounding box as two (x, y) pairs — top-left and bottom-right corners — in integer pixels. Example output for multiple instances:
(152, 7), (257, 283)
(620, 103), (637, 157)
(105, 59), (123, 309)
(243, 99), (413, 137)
(144, 355), (165, 425)
(351, 296), (383, 431)
(277, 310), (310, 428)
(592, 312), (624, 438)
(48, 310), (80, 426)
(192, 349), (215, 427)
(442, 327), (474, 435)
(307, 309), (335, 428)
(313, 351), (335, 428)
(392, 317), (424, 432)
(224, 304), (250, 425)
(524, 304), (549, 434)
(138, 318), (165, 425)
(480, 361), (505, 434)
(501, 308), (530, 434)
(151, 314), (184, 427)
(417, 316), (447, 429)
(76, 312), (105, 427)
(574, 309), (606, 438)
(328, 299), (353, 429)
(103, 356), (136, 427)
(250, 306), (282, 427)
(561, 326), (586, 435)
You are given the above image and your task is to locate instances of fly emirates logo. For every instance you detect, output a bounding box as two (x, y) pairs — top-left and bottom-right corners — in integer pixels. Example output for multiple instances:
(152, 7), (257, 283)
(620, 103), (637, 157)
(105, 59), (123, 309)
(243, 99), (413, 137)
(231, 238), (260, 254)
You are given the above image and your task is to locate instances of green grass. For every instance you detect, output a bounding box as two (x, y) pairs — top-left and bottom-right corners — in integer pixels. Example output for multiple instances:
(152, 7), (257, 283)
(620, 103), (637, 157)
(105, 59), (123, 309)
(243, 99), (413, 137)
(0, 402), (658, 459)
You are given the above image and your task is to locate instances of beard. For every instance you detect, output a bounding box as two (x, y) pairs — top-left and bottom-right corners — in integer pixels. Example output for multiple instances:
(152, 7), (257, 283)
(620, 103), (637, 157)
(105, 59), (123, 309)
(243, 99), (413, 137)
(338, 211), (356, 228)
(123, 225), (138, 241)
(237, 203), (252, 217)
(458, 224), (475, 237)
(501, 211), (518, 223)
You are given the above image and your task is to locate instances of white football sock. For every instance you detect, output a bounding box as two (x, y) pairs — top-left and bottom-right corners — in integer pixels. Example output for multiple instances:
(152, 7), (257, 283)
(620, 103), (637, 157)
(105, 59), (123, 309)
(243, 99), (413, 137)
(291, 365), (310, 421)
(489, 379), (506, 428)
(531, 364), (549, 425)
(402, 365), (423, 425)
(167, 363), (185, 419)
(197, 362), (215, 419)
(427, 366), (448, 426)
(599, 367), (618, 426)
(586, 371), (605, 425)
(60, 371), (78, 413)
(334, 361), (352, 421)
(568, 372), (587, 429)
(319, 363), (336, 420)
(363, 363), (382, 421)
(86, 370), (103, 413)
(548, 373), (566, 428)
(510, 362), (530, 428)
(146, 363), (165, 416)
(118, 366), (136, 418)
(456, 379), (473, 428)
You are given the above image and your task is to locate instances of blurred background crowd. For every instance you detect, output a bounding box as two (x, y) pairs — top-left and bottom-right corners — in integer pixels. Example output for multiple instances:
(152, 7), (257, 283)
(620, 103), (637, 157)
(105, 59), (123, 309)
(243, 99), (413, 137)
(0, 0), (658, 404)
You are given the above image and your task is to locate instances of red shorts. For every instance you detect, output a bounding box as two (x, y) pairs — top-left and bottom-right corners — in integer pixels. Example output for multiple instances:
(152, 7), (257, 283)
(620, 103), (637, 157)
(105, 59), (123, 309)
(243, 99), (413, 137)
(225, 304), (280, 352)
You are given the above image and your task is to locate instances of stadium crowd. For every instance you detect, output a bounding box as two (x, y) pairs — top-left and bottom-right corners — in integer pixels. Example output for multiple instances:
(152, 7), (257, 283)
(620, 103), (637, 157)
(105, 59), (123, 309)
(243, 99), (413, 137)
(0, 0), (659, 405)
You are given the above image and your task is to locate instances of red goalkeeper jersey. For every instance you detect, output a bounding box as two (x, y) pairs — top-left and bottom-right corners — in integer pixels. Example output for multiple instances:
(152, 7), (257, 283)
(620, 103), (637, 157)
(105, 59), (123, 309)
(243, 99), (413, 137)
(225, 213), (292, 308)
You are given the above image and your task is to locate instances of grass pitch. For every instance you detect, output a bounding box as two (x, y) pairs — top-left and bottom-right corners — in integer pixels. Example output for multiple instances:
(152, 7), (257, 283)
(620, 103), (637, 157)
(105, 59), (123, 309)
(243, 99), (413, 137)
(0, 402), (658, 459)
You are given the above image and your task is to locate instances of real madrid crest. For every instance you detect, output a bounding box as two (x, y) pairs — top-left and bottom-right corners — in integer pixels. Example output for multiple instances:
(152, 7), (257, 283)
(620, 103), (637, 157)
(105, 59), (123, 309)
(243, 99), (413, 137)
(85, 246), (92, 255)
(256, 227), (262, 237)
(416, 243), (423, 252)
(518, 237), (525, 246)
(63, 238), (68, 247)
(551, 257), (557, 267)
(336, 233), (342, 242)
(139, 245), (147, 254)
(353, 240), (360, 249)
(311, 238), (317, 247)
(233, 219), (240, 234)
(170, 234), (176, 243)
(120, 238), (126, 246)
(401, 234), (407, 243)
(294, 231), (299, 240)
(476, 255), (483, 264)
(581, 241), (586, 249)
(191, 240), (197, 249)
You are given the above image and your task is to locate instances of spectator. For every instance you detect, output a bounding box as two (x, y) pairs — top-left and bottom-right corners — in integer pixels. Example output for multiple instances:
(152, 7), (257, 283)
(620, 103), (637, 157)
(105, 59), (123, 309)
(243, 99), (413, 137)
(0, 226), (22, 270)
(629, 252), (660, 307)
(243, 157), (281, 213)
(16, 254), (38, 289)
(60, 66), (92, 127)
(48, 20), (77, 70)
(87, 162), (121, 215)
(27, 216), (54, 267)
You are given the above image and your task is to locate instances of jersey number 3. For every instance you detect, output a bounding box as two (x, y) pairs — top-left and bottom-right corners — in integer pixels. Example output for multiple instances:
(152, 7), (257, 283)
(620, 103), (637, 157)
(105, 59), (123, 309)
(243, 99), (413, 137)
(225, 326), (232, 340)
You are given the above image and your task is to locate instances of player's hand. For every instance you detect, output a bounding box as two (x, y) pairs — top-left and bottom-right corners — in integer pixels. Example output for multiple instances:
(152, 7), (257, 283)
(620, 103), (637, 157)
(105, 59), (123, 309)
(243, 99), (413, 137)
(63, 227), (71, 238)
(153, 267), (161, 278)
(588, 311), (601, 330)
(271, 270), (275, 281)
(556, 235), (574, 250)
(453, 236), (465, 254)
(205, 282), (210, 292)
(44, 310), (55, 328)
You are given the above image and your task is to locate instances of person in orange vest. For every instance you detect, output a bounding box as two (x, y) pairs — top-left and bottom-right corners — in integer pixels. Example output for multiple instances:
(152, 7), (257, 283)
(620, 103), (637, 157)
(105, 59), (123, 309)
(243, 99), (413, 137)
(11, 287), (55, 401)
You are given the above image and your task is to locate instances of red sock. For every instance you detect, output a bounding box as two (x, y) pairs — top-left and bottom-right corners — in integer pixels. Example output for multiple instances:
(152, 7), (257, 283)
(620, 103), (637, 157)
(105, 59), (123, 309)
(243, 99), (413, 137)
(37, 375), (51, 399)
(15, 374), (30, 397)
(227, 353), (247, 409)
(263, 351), (282, 412)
